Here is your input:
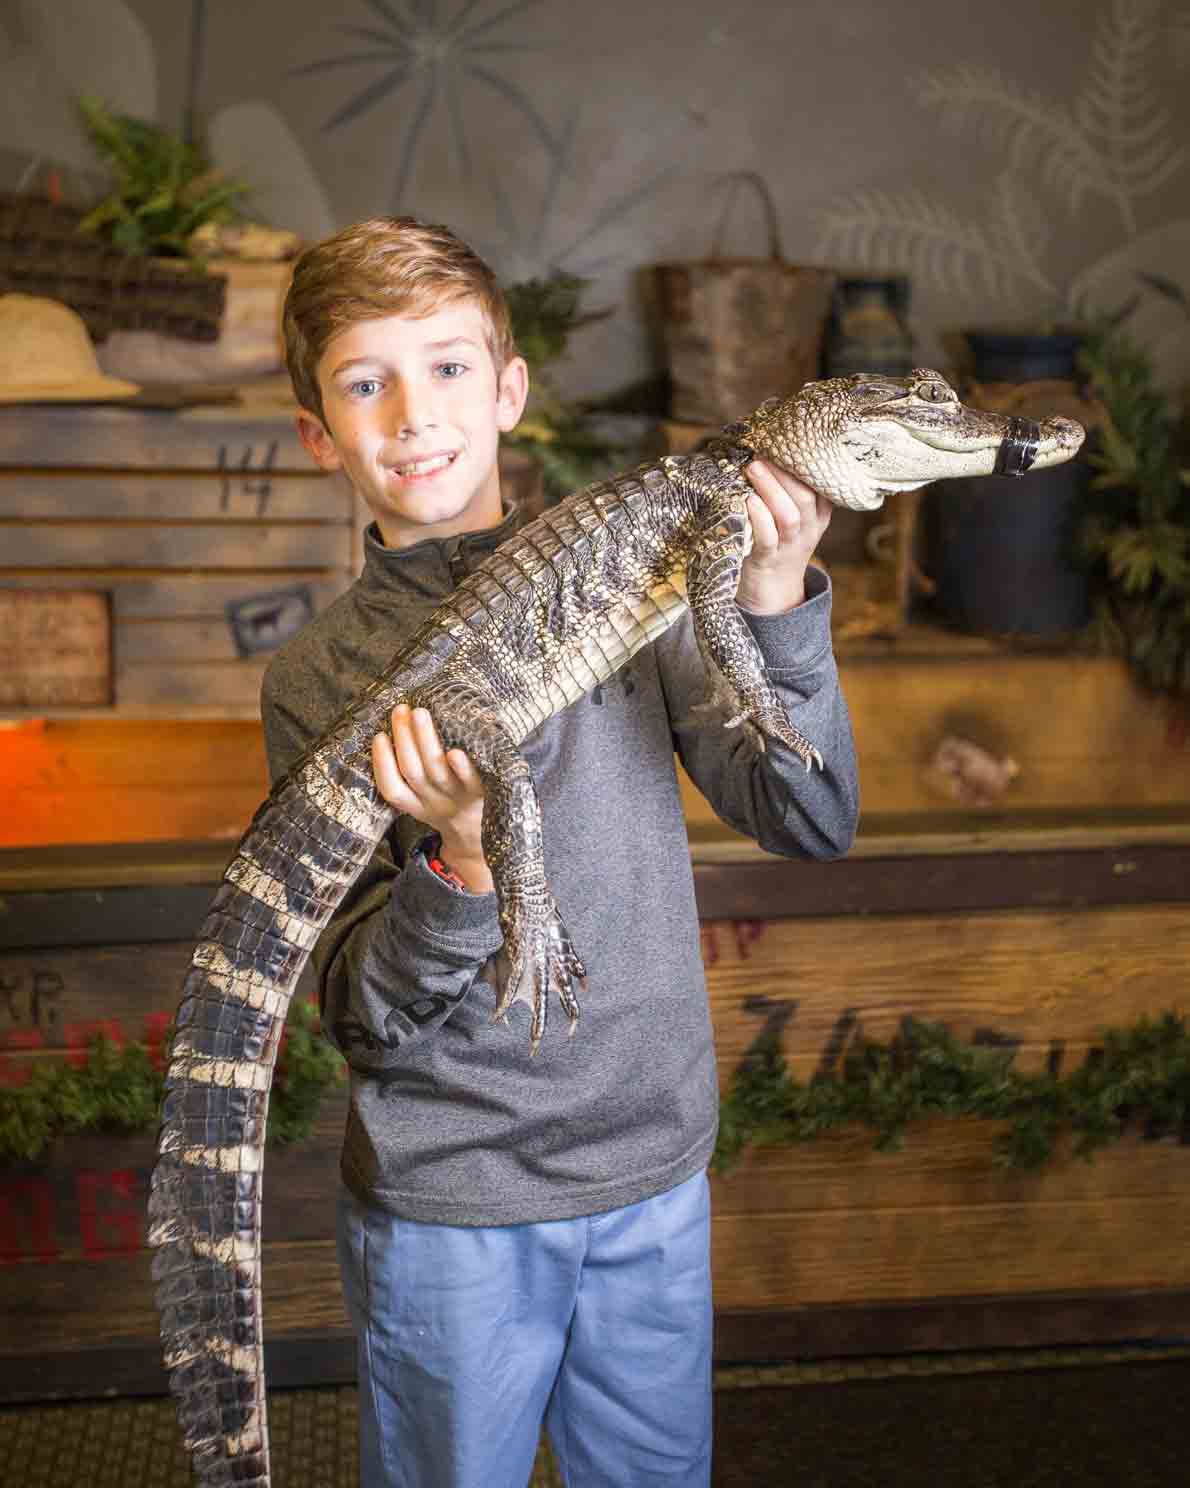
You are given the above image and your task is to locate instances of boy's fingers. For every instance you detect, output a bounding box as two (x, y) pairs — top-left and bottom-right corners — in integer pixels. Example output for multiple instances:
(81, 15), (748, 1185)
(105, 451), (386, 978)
(446, 748), (484, 797)
(748, 460), (820, 520)
(409, 707), (453, 792)
(371, 730), (418, 812)
(746, 491), (780, 554)
(390, 704), (430, 793)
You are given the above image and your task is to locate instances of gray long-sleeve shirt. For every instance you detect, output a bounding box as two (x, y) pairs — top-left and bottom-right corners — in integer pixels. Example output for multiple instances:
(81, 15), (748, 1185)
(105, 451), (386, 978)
(261, 509), (858, 1225)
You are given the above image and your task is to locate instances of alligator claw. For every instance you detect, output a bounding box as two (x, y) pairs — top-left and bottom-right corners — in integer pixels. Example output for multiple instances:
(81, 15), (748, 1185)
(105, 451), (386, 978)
(691, 684), (823, 771)
(482, 896), (585, 1052)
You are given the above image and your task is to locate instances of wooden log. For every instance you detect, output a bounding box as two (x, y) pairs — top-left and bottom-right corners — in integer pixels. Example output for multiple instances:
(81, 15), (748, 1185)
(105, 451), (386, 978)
(701, 903), (1190, 1079)
(0, 521), (350, 571)
(710, 1188), (1190, 1308)
(0, 722), (270, 848)
(111, 658), (269, 715)
(3, 901), (1185, 1066)
(0, 472), (341, 522)
(0, 1240), (348, 1352)
(0, 403), (312, 471)
(0, 571), (349, 620)
(673, 649), (1190, 827)
(710, 1119), (1188, 1217)
(0, 943), (318, 1054)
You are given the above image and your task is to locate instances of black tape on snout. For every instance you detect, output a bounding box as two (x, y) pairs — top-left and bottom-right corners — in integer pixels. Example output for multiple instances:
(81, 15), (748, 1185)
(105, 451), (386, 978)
(993, 416), (1041, 477)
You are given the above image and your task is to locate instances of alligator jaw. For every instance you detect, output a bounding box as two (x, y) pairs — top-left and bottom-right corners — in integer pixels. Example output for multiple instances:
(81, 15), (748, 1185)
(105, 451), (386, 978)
(740, 371), (1087, 511)
(891, 407), (1086, 476)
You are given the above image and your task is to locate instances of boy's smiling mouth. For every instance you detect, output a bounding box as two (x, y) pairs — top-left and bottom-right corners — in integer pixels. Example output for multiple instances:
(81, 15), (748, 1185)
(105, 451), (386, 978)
(390, 451), (459, 479)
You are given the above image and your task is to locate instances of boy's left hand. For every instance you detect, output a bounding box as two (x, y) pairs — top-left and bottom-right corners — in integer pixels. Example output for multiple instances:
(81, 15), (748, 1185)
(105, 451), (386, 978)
(735, 459), (832, 615)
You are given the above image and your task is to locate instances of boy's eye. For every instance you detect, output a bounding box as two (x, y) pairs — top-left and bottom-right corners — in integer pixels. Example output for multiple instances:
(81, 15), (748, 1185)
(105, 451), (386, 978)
(437, 362), (467, 379)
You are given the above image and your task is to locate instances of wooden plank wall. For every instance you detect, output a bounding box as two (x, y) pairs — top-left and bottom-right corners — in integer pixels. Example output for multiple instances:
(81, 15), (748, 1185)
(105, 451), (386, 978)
(1, 830), (1188, 1399)
(0, 401), (357, 721)
(6, 644), (1190, 849)
(0, 400), (547, 846)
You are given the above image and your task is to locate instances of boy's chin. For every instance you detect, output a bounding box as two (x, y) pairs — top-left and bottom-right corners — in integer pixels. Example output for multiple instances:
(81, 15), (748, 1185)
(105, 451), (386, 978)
(373, 480), (500, 545)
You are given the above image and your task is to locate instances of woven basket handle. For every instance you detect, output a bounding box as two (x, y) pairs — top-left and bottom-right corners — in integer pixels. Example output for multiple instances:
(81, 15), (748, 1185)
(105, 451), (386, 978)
(708, 171), (783, 261)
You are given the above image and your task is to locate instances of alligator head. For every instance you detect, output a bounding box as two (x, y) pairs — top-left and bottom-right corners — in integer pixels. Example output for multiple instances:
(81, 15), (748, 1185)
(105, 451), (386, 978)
(737, 368), (1086, 511)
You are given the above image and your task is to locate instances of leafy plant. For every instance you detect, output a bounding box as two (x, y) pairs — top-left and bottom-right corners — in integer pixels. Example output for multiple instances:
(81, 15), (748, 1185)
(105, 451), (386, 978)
(503, 270), (620, 500)
(1076, 315), (1190, 695)
(76, 94), (245, 258)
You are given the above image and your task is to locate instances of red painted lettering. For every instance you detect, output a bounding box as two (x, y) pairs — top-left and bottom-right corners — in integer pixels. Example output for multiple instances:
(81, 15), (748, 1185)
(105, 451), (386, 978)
(0, 1178), (59, 1264)
(77, 1169), (143, 1258)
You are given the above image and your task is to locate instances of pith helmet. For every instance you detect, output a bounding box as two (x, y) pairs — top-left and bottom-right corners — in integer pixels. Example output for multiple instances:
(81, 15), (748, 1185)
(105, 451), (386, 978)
(0, 294), (139, 403)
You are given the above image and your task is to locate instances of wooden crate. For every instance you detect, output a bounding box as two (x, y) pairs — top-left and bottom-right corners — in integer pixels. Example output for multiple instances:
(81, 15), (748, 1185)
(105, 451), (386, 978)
(0, 399), (354, 719)
(1, 819), (1189, 1398)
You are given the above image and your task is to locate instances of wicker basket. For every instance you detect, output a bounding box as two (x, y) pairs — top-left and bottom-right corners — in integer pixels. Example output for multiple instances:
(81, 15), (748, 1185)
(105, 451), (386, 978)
(0, 193), (226, 343)
(651, 173), (835, 426)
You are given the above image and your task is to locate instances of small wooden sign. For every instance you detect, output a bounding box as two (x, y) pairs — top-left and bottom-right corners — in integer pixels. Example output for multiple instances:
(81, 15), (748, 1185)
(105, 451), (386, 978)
(0, 589), (113, 708)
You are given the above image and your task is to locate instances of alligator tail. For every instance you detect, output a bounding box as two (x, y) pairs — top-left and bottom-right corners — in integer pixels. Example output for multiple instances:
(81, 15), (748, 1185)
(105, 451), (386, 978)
(146, 693), (400, 1485)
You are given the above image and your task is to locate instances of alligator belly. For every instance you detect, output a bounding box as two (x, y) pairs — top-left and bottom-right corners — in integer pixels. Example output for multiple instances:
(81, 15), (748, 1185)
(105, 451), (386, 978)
(497, 568), (690, 742)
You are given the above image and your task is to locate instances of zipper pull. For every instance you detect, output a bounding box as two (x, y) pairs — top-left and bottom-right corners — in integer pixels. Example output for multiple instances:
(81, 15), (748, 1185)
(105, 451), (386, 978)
(445, 536), (467, 585)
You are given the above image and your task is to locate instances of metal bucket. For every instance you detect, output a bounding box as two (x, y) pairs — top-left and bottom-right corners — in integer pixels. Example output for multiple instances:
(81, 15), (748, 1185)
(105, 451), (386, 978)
(924, 459), (1092, 637)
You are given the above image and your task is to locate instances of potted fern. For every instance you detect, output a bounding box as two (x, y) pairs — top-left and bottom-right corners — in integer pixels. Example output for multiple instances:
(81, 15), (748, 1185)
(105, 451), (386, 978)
(75, 97), (296, 383)
(1076, 322), (1190, 697)
(502, 271), (620, 508)
(76, 94), (245, 260)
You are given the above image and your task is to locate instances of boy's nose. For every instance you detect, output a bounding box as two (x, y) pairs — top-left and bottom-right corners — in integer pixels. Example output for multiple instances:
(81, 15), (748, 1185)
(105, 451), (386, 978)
(392, 384), (437, 436)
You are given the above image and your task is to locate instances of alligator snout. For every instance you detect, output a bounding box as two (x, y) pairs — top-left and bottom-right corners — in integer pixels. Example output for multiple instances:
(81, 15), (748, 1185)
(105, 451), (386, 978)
(741, 370), (1089, 511)
(993, 413), (1085, 477)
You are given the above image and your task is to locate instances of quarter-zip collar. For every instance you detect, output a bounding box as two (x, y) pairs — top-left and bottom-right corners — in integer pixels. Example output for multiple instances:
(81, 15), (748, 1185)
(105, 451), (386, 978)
(357, 503), (524, 606)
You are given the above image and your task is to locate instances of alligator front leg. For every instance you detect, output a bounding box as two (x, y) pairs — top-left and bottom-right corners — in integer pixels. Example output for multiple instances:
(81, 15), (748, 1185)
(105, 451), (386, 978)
(686, 505), (824, 771)
(421, 688), (585, 1052)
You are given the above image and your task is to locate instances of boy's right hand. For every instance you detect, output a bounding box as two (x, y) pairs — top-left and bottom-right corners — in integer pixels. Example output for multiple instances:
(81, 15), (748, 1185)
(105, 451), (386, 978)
(372, 705), (493, 894)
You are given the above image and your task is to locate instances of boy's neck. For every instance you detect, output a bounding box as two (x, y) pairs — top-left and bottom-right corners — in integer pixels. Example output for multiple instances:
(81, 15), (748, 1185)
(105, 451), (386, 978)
(373, 496), (512, 550)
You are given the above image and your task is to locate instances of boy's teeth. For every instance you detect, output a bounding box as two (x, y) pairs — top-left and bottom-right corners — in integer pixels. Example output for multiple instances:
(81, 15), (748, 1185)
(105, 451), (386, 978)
(399, 453), (454, 476)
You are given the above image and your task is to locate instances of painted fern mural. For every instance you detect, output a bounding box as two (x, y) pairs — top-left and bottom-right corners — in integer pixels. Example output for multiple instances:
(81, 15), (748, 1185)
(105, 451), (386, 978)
(815, 0), (1189, 322)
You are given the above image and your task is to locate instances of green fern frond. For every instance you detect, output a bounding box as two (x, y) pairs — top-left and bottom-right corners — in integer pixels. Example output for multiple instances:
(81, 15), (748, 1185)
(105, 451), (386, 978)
(76, 95), (245, 259)
(813, 189), (1026, 300)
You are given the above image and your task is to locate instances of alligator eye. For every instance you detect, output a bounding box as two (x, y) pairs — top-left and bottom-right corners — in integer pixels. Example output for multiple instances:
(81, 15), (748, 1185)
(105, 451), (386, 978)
(918, 381), (952, 403)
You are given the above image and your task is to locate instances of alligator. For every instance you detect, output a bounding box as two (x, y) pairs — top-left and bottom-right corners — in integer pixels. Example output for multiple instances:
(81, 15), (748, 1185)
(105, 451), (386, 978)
(146, 368), (1084, 1485)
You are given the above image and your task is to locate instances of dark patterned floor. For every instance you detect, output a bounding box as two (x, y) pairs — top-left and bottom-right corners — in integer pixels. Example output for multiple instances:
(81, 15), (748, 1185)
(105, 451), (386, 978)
(1, 1345), (1186, 1486)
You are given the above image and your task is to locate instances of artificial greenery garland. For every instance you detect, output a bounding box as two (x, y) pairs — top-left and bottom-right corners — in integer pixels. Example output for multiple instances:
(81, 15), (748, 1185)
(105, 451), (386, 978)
(4, 1004), (1189, 1175)
(713, 1011), (1190, 1174)
(0, 999), (344, 1164)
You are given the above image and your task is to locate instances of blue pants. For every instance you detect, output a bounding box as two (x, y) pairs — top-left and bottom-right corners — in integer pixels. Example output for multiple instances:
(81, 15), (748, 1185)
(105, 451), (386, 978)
(335, 1171), (713, 1488)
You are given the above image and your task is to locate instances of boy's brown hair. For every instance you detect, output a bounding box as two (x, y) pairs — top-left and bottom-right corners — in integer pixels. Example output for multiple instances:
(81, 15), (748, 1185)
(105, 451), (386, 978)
(282, 216), (517, 420)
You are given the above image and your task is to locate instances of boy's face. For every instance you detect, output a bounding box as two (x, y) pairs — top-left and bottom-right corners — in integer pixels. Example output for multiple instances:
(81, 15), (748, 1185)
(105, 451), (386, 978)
(296, 298), (528, 549)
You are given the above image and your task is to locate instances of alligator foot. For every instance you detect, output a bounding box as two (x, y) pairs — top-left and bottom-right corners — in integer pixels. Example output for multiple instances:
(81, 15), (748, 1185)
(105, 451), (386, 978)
(483, 896), (586, 1053)
(692, 674), (823, 771)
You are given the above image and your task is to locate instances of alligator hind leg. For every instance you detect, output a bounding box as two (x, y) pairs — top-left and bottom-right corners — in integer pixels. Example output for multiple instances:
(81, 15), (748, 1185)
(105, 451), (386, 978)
(685, 510), (824, 771)
(477, 740), (585, 1051)
(417, 685), (586, 1052)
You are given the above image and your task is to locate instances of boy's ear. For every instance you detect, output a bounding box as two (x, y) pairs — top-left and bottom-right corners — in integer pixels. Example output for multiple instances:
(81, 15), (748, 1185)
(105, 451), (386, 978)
(295, 408), (343, 472)
(495, 356), (530, 433)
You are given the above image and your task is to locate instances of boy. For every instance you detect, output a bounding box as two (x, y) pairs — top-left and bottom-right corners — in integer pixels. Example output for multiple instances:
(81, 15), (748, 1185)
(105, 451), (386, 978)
(262, 216), (859, 1488)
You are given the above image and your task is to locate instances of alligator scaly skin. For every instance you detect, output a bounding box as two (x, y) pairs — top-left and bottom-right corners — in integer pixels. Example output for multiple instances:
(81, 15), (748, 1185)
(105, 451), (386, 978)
(146, 438), (808, 1484)
(147, 370), (1085, 1484)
